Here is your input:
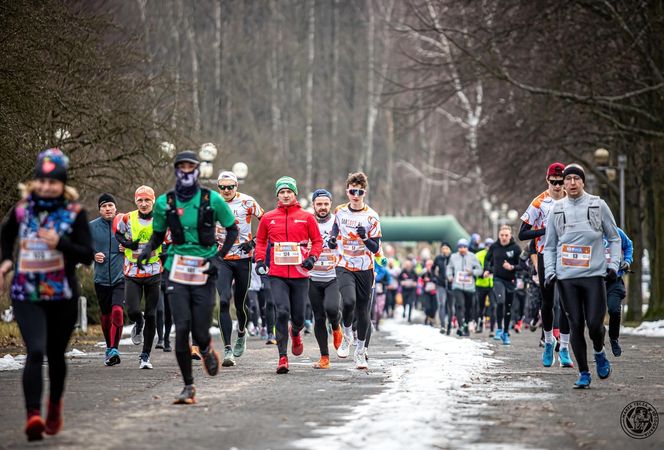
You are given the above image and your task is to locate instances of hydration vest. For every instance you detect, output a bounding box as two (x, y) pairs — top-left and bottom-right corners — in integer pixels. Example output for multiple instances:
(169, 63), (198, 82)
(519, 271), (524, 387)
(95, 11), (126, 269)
(165, 188), (216, 247)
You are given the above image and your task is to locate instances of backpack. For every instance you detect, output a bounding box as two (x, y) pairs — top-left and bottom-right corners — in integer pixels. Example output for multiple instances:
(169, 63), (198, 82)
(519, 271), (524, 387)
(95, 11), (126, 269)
(165, 188), (216, 247)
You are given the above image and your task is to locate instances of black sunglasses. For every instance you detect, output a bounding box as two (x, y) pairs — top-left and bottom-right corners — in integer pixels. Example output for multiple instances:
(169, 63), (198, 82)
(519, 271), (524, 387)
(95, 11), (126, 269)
(218, 185), (237, 191)
(548, 179), (564, 186)
(347, 188), (366, 196)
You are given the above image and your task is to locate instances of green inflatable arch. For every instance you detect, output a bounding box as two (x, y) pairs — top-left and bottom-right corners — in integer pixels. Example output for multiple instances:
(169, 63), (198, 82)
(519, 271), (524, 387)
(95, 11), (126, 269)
(380, 215), (469, 244)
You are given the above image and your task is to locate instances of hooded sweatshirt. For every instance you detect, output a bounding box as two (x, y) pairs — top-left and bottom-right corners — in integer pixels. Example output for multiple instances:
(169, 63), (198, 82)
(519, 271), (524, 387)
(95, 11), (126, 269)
(484, 238), (522, 283)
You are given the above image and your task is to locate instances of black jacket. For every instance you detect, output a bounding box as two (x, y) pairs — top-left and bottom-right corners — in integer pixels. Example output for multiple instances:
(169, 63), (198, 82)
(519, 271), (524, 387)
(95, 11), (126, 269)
(484, 239), (521, 282)
(432, 254), (450, 287)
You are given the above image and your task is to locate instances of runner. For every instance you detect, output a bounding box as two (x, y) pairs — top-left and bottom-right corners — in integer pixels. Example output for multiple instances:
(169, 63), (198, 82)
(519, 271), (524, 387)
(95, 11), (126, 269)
(484, 225), (521, 345)
(420, 260), (438, 326)
(0, 148), (94, 441)
(432, 242), (452, 333)
(474, 239), (494, 334)
(137, 150), (238, 404)
(213, 171), (264, 367)
(446, 238), (483, 337)
(307, 189), (343, 369)
(604, 227), (633, 356)
(519, 162), (572, 367)
(115, 185), (163, 370)
(544, 163), (621, 388)
(328, 172), (382, 369)
(254, 176), (323, 374)
(373, 255), (391, 331)
(89, 193), (125, 365)
(155, 238), (173, 352)
(399, 259), (418, 323)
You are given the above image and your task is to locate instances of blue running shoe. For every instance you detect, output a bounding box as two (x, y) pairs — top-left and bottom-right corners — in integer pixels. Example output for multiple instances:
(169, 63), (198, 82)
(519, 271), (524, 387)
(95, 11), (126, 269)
(105, 348), (111, 358)
(106, 348), (121, 366)
(594, 351), (611, 379)
(542, 341), (555, 367)
(574, 371), (591, 389)
(559, 348), (574, 368)
(501, 332), (511, 345)
(610, 339), (622, 357)
(494, 329), (503, 341)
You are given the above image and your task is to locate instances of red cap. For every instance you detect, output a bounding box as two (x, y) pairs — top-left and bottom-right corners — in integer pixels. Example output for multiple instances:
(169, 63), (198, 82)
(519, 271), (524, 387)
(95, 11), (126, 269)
(547, 162), (565, 177)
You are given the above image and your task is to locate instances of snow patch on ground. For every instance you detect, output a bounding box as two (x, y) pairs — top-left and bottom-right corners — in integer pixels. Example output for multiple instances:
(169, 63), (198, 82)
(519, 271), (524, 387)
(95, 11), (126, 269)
(294, 319), (497, 450)
(0, 354), (23, 371)
(621, 320), (664, 338)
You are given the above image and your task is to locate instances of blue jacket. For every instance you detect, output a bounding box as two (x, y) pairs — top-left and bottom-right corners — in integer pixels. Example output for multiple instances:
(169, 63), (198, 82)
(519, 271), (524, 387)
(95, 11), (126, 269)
(89, 216), (124, 286)
(375, 263), (391, 285)
(603, 227), (633, 277)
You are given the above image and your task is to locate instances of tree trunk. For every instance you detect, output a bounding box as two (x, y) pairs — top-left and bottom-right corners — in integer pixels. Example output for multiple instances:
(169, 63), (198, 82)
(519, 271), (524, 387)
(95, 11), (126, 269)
(171, 1), (183, 131)
(329, 0), (339, 195)
(212, 0), (222, 133)
(644, 142), (664, 319)
(136, 0), (159, 133)
(184, 2), (201, 135)
(384, 107), (395, 215)
(304, 0), (315, 194)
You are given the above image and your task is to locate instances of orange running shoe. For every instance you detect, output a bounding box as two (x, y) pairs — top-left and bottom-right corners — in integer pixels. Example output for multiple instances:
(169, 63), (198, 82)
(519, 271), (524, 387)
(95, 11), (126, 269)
(191, 345), (202, 360)
(25, 414), (45, 442)
(313, 355), (330, 369)
(276, 355), (289, 374)
(332, 327), (343, 350)
(44, 399), (63, 436)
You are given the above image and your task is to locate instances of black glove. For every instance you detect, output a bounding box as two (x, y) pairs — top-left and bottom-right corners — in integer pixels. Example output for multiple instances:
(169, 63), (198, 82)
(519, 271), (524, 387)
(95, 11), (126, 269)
(136, 243), (154, 271)
(356, 226), (367, 240)
(619, 261), (630, 272)
(605, 268), (618, 282)
(327, 236), (338, 249)
(301, 255), (317, 270)
(238, 240), (255, 253)
(544, 273), (556, 288)
(256, 261), (269, 275)
(203, 259), (218, 276)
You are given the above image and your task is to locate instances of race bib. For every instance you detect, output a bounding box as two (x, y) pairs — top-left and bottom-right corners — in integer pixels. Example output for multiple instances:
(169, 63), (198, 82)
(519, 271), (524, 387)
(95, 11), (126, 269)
(455, 271), (473, 285)
(342, 238), (366, 258)
(169, 254), (209, 285)
(313, 249), (336, 271)
(516, 279), (525, 290)
(18, 238), (64, 273)
(561, 244), (592, 268)
(425, 281), (437, 292)
(131, 242), (155, 261)
(274, 242), (302, 265)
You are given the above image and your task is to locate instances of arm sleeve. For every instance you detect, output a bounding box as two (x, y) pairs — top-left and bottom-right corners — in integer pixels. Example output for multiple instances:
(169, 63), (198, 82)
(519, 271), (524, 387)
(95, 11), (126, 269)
(543, 209), (559, 278)
(446, 256), (454, 280)
(601, 201), (621, 272)
(254, 217), (268, 263)
(518, 221), (545, 241)
(56, 209), (95, 266)
(0, 207), (19, 263)
(308, 214), (323, 258)
(115, 229), (139, 250)
(145, 229), (167, 251)
(364, 237), (380, 254)
(619, 228), (634, 264)
(218, 224), (239, 258)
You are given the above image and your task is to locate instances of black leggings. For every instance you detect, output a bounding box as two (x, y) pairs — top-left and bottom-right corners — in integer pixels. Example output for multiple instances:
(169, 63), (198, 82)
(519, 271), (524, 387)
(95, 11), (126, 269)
(13, 298), (78, 412)
(476, 286), (493, 326)
(493, 278), (515, 332)
(156, 278), (173, 344)
(125, 275), (160, 355)
(538, 253), (569, 334)
(385, 289), (397, 316)
(337, 267), (374, 341)
(309, 278), (341, 356)
(606, 278), (626, 340)
(167, 275), (217, 386)
(215, 258), (251, 346)
(402, 289), (416, 322)
(270, 276), (309, 356)
(558, 276), (607, 373)
(258, 284), (276, 334)
(513, 290), (526, 322)
(453, 290), (475, 326)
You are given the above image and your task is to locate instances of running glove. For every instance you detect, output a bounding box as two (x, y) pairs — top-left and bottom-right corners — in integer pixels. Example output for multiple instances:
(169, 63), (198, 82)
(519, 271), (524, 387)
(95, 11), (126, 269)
(301, 256), (317, 270)
(356, 226), (367, 240)
(605, 268), (618, 282)
(544, 273), (556, 288)
(203, 259), (217, 276)
(256, 261), (269, 275)
(619, 261), (630, 272)
(136, 243), (154, 270)
(327, 236), (338, 249)
(238, 240), (255, 253)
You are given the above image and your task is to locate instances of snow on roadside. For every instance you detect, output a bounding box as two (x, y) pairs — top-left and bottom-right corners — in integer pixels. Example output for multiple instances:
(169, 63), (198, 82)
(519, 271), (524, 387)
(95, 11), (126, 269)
(621, 320), (664, 338)
(294, 319), (498, 450)
(0, 354), (23, 371)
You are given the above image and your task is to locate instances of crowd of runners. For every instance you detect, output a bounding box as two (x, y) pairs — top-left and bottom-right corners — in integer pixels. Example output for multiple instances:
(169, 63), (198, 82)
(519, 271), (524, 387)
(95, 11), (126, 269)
(0, 150), (634, 441)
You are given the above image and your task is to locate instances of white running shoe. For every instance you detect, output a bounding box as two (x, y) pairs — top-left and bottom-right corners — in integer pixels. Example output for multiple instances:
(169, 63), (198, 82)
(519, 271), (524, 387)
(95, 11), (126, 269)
(139, 353), (153, 369)
(337, 334), (353, 358)
(354, 350), (368, 370)
(131, 323), (143, 346)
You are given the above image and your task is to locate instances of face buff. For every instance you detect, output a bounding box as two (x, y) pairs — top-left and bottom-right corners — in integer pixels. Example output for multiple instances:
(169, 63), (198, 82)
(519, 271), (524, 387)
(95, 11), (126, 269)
(175, 167), (200, 201)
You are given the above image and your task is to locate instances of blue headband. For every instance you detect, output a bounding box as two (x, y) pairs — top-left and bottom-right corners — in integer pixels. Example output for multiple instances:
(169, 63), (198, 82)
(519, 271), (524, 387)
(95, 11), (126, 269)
(312, 189), (332, 202)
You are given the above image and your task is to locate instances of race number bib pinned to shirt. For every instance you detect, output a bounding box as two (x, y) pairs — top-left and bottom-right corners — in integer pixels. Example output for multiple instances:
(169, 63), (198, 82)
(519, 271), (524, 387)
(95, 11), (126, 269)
(313, 249), (336, 271)
(455, 271), (473, 285)
(561, 244), (592, 268)
(274, 242), (302, 265)
(342, 238), (365, 258)
(18, 238), (65, 273)
(169, 254), (209, 285)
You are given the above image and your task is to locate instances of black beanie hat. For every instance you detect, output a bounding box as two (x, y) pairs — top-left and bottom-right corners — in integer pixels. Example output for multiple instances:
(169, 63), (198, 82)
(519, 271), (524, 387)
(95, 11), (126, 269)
(563, 163), (586, 183)
(98, 193), (116, 209)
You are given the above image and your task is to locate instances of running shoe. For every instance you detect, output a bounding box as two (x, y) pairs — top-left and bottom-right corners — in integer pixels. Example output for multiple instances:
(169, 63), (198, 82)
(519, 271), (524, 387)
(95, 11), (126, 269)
(313, 355), (330, 369)
(332, 327), (343, 350)
(476, 320), (484, 333)
(105, 348), (111, 358)
(222, 347), (236, 367)
(44, 399), (63, 436)
(456, 328), (463, 337)
(25, 414), (45, 441)
(514, 320), (523, 333)
(163, 340), (172, 352)
(337, 334), (352, 358)
(139, 353), (153, 369)
(493, 329), (503, 341)
(248, 322), (257, 336)
(260, 326), (268, 340)
(276, 355), (289, 374)
(291, 329), (304, 356)
(131, 323), (143, 346)
(446, 328), (451, 336)
(174, 385), (196, 405)
(233, 335), (247, 357)
(542, 341), (555, 367)
(594, 351), (611, 379)
(266, 333), (277, 345)
(201, 345), (220, 376)
(191, 345), (202, 360)
(559, 348), (574, 368)
(106, 348), (121, 366)
(501, 332), (511, 345)
(304, 320), (313, 335)
(610, 338), (622, 357)
(155, 339), (164, 349)
(529, 317), (540, 332)
(574, 371), (591, 389)
(439, 327), (446, 335)
(354, 350), (368, 370)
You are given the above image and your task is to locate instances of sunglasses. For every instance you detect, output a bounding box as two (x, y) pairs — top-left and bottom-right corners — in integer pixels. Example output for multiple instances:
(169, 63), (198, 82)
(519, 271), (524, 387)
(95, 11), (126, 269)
(548, 179), (564, 186)
(347, 188), (366, 196)
(218, 185), (237, 191)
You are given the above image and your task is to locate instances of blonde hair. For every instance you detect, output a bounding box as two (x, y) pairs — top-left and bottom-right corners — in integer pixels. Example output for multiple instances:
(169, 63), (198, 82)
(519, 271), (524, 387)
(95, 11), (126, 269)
(18, 181), (79, 201)
(499, 224), (512, 233)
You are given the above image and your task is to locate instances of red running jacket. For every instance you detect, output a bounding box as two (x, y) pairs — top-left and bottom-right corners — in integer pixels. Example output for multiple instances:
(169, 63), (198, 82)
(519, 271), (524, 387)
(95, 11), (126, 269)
(255, 201), (323, 279)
